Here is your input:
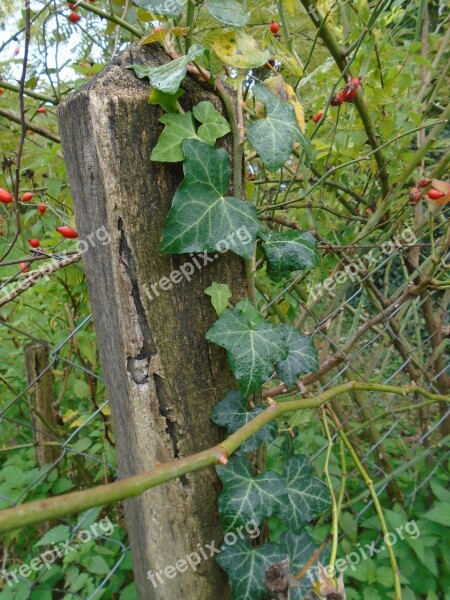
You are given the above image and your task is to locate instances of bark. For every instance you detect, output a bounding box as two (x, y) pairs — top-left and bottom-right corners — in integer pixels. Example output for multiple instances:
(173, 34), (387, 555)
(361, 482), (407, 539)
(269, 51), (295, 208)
(58, 42), (247, 599)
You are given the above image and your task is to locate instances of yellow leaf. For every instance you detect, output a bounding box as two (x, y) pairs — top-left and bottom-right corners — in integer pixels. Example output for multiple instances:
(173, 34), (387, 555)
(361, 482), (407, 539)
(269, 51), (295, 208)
(264, 76), (305, 132)
(62, 409), (78, 424)
(140, 27), (189, 46)
(70, 417), (87, 428)
(210, 30), (270, 69)
(284, 0), (296, 16)
(261, 31), (303, 77)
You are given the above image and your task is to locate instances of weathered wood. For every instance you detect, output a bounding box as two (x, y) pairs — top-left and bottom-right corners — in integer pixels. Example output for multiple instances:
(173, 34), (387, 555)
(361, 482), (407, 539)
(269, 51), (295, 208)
(58, 43), (247, 598)
(24, 343), (59, 468)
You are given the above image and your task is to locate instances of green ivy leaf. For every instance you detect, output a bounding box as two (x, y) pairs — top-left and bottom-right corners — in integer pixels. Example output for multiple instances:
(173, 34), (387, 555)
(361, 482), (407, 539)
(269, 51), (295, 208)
(261, 230), (319, 282)
(206, 299), (288, 395)
(132, 0), (182, 17)
(205, 0), (250, 27)
(247, 84), (302, 170)
(275, 325), (318, 386)
(204, 282), (232, 316)
(211, 390), (277, 452)
(217, 539), (286, 600)
(281, 455), (330, 532)
(281, 530), (330, 597)
(217, 455), (289, 531)
(160, 140), (260, 258)
(193, 101), (231, 145)
(129, 44), (204, 94)
(149, 88), (184, 113)
(151, 113), (198, 162)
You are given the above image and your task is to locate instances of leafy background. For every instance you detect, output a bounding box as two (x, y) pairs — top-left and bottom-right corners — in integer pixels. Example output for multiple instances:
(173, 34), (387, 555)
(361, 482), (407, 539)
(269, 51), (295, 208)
(0, 0), (449, 599)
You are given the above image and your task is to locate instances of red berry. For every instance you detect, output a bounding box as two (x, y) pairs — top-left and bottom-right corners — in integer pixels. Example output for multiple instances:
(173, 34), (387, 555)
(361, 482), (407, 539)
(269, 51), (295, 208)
(56, 225), (78, 239)
(37, 107), (47, 114)
(14, 47), (20, 56)
(28, 238), (40, 248)
(269, 21), (279, 34)
(68, 11), (81, 23)
(331, 94), (342, 107)
(22, 192), (33, 202)
(37, 203), (47, 215)
(427, 188), (444, 200)
(409, 188), (422, 203)
(0, 88), (4, 94)
(312, 112), (323, 123)
(19, 262), (29, 273)
(68, 2), (77, 8)
(417, 177), (431, 188)
(339, 76), (362, 103)
(0, 188), (13, 203)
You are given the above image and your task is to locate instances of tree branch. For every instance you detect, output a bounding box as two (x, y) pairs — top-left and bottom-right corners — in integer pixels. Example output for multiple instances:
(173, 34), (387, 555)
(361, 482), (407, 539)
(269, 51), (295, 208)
(0, 108), (60, 143)
(0, 382), (447, 533)
(299, 0), (389, 197)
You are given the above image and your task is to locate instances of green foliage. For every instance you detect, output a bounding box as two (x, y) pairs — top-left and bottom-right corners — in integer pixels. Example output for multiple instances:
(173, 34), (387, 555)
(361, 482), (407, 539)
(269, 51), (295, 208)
(206, 299), (289, 395)
(247, 84), (305, 170)
(204, 282), (233, 316)
(1, 0), (449, 599)
(211, 390), (277, 452)
(217, 454), (289, 531)
(275, 324), (318, 386)
(260, 230), (319, 282)
(217, 539), (286, 600)
(151, 101), (230, 161)
(130, 44), (204, 94)
(159, 140), (261, 257)
(205, 0), (250, 27)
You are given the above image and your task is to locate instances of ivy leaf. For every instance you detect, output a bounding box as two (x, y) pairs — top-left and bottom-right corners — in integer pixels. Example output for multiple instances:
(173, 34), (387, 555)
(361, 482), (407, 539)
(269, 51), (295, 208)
(280, 455), (330, 532)
(159, 140), (260, 258)
(205, 0), (250, 26)
(132, 0), (182, 17)
(281, 530), (330, 597)
(264, 75), (305, 132)
(217, 539), (286, 600)
(206, 299), (288, 395)
(211, 30), (270, 69)
(275, 325), (318, 386)
(129, 44), (204, 94)
(211, 390), (277, 452)
(261, 230), (319, 282)
(204, 282), (232, 316)
(151, 113), (199, 162)
(217, 455), (289, 531)
(193, 101), (231, 145)
(247, 84), (302, 170)
(149, 88), (184, 113)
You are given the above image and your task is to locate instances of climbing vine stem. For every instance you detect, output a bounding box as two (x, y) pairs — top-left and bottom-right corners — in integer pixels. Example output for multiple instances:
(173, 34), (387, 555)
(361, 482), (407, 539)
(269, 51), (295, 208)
(0, 382), (447, 534)
(328, 409), (403, 600)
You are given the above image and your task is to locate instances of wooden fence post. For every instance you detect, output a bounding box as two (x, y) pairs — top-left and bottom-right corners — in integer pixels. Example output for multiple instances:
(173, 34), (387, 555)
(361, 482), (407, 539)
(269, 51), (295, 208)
(24, 343), (59, 468)
(58, 43), (247, 598)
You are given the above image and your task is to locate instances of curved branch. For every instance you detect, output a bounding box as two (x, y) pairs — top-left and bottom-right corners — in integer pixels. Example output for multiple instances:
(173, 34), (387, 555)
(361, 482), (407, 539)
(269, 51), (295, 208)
(0, 382), (447, 533)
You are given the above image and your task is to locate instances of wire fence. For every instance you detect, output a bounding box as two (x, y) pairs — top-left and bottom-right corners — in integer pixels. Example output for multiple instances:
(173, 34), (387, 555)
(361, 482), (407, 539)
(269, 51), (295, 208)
(0, 205), (449, 598)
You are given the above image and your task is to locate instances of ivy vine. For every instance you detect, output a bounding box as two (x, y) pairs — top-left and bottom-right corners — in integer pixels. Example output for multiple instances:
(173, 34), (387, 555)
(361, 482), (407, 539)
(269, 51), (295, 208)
(131, 44), (331, 600)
